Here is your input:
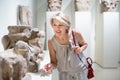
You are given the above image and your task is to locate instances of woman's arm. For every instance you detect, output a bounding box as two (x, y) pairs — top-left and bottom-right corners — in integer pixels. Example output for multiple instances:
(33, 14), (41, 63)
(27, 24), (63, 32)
(43, 40), (57, 73)
(73, 30), (88, 54)
(48, 39), (57, 66)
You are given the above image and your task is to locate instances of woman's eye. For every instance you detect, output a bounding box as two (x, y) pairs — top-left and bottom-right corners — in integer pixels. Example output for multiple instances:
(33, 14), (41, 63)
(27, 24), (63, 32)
(53, 24), (57, 26)
(59, 25), (64, 26)
(53, 24), (64, 26)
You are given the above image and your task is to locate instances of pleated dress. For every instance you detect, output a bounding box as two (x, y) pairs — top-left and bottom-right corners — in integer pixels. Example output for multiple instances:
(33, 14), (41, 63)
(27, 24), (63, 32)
(51, 36), (88, 80)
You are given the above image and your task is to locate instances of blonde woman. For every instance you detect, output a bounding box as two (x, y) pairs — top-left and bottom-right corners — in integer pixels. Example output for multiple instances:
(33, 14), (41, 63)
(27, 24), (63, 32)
(44, 12), (88, 80)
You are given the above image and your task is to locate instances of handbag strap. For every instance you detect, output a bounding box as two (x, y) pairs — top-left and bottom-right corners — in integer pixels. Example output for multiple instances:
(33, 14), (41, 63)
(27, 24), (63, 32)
(72, 30), (93, 69)
(71, 30), (83, 62)
(71, 30), (77, 46)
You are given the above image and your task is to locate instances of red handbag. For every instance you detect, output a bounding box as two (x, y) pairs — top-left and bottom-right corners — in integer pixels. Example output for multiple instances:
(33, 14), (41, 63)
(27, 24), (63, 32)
(86, 57), (94, 79)
(72, 30), (94, 79)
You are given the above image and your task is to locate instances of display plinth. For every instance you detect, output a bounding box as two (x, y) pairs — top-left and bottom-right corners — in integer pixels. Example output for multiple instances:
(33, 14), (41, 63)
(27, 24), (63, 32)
(96, 12), (119, 68)
(75, 12), (92, 57)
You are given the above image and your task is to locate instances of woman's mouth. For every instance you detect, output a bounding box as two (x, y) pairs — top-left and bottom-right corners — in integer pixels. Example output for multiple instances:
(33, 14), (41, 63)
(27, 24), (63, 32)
(56, 30), (61, 33)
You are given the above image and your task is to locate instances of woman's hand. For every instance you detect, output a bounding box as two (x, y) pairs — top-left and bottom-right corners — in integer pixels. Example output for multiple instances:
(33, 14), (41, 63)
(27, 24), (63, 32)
(43, 63), (56, 74)
(73, 45), (82, 54)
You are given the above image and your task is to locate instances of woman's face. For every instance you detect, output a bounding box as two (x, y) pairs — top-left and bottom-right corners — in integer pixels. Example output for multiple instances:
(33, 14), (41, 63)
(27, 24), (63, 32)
(52, 19), (68, 36)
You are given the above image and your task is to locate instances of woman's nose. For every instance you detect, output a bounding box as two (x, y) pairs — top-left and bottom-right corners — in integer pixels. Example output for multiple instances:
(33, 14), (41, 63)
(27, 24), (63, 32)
(56, 25), (60, 28)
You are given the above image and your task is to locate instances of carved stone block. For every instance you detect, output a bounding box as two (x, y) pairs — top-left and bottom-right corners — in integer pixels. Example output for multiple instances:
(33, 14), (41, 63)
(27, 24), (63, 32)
(48, 0), (62, 11)
(75, 0), (90, 11)
(101, 0), (119, 12)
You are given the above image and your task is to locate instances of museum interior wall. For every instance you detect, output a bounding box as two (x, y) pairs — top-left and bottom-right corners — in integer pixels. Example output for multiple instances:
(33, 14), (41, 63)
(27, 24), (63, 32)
(0, 0), (120, 69)
(0, 0), (120, 79)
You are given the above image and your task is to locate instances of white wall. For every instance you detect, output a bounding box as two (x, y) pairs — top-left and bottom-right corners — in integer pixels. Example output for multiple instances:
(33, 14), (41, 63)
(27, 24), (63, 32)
(36, 0), (47, 31)
(95, 0), (104, 66)
(0, 0), (36, 52)
(119, 1), (120, 63)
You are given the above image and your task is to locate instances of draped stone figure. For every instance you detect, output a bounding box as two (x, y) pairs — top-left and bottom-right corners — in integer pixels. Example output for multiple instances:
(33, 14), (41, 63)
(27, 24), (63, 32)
(0, 25), (45, 80)
(19, 6), (32, 25)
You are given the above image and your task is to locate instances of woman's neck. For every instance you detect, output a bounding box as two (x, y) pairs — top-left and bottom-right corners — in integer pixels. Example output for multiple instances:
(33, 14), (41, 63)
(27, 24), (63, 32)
(56, 34), (69, 40)
(55, 34), (70, 44)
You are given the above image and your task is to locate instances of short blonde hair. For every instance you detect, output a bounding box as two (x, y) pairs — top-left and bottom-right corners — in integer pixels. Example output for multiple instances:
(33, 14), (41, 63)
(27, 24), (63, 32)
(50, 12), (71, 27)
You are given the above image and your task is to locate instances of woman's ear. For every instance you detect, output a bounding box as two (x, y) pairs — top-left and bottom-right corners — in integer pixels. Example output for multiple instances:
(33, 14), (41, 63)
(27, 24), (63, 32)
(66, 27), (69, 33)
(50, 19), (53, 26)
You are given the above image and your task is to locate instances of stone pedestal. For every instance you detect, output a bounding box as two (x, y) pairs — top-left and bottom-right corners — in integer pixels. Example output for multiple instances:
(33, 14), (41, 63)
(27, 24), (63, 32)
(95, 12), (119, 68)
(75, 12), (93, 58)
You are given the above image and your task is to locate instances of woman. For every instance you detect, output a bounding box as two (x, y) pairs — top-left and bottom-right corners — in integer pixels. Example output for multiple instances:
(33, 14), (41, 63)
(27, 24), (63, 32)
(44, 12), (88, 80)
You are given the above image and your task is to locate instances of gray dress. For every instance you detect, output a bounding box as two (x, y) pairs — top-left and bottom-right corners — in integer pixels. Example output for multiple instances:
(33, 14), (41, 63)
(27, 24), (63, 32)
(51, 36), (88, 80)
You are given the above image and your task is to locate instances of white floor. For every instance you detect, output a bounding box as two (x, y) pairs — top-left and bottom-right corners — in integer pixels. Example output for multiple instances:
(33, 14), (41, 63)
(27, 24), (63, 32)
(28, 51), (120, 80)
(91, 63), (120, 80)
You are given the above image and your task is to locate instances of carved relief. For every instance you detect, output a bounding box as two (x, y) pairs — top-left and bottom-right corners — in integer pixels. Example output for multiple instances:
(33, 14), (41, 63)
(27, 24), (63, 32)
(101, 0), (119, 12)
(2, 26), (31, 50)
(75, 0), (90, 11)
(0, 26), (45, 80)
(48, 0), (62, 11)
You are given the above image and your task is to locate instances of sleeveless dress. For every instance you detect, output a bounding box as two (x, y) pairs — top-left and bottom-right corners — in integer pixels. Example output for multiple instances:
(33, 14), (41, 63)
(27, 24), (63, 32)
(51, 36), (88, 80)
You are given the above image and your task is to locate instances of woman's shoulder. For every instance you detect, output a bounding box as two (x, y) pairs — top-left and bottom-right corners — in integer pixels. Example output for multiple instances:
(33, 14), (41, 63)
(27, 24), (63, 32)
(48, 36), (55, 42)
(48, 37), (57, 51)
(48, 38), (53, 44)
(48, 36), (56, 47)
(72, 29), (82, 36)
(48, 38), (54, 49)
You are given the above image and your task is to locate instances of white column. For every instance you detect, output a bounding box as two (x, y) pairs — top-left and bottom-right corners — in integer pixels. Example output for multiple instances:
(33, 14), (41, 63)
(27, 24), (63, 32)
(75, 12), (93, 58)
(95, 12), (119, 68)
(103, 12), (119, 68)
